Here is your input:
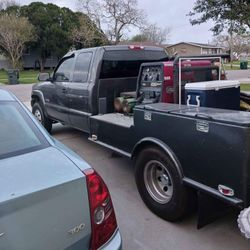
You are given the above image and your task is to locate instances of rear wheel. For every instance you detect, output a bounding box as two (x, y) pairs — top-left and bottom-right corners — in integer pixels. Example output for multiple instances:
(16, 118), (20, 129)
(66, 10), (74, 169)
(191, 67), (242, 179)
(135, 146), (195, 221)
(32, 102), (52, 133)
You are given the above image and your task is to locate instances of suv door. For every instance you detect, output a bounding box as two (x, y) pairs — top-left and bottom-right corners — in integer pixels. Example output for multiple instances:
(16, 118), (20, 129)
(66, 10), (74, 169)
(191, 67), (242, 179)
(46, 56), (74, 123)
(68, 52), (93, 131)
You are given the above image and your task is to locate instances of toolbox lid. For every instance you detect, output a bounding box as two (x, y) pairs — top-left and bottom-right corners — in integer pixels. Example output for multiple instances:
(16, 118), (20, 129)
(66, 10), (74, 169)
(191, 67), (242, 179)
(135, 103), (250, 126)
(185, 80), (240, 91)
(171, 106), (250, 126)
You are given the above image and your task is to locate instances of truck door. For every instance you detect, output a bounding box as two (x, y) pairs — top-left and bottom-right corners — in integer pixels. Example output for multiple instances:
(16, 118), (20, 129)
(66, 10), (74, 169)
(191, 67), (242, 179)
(68, 52), (93, 132)
(45, 56), (74, 123)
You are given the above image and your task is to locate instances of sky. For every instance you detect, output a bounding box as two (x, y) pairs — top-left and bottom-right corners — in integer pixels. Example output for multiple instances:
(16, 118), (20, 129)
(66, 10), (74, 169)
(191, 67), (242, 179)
(18, 0), (215, 44)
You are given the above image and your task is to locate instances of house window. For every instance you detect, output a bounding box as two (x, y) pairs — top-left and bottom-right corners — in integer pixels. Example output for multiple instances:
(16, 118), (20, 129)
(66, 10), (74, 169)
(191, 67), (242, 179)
(23, 47), (30, 55)
(180, 48), (187, 54)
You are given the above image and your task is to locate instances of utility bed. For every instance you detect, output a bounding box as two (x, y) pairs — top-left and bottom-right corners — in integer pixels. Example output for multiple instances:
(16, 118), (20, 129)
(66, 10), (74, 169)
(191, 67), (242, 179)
(90, 103), (250, 208)
(91, 113), (134, 128)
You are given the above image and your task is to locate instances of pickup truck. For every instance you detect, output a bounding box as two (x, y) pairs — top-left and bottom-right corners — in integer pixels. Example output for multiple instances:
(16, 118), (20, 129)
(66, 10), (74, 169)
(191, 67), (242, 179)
(31, 45), (250, 237)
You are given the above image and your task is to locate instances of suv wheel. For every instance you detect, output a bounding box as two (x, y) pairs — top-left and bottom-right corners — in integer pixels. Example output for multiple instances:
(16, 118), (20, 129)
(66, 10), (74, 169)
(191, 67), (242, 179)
(32, 102), (52, 133)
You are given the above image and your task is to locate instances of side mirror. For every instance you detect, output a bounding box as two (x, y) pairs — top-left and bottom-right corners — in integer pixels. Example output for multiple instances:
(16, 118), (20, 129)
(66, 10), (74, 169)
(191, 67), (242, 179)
(38, 72), (51, 81)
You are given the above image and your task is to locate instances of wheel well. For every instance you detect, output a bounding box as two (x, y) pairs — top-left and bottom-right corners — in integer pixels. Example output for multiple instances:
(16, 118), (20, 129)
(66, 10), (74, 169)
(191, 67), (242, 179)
(31, 95), (40, 107)
(132, 139), (184, 178)
(132, 141), (166, 161)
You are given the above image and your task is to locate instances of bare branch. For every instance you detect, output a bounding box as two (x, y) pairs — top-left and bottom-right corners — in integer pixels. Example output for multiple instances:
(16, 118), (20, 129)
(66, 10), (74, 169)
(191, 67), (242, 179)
(71, 14), (108, 48)
(0, 0), (19, 10)
(0, 13), (35, 68)
(78, 0), (146, 44)
(132, 23), (171, 45)
(213, 32), (250, 59)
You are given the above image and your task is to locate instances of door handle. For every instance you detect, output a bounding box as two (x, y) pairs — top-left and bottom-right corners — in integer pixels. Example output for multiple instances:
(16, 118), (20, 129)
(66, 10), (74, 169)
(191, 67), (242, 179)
(62, 88), (67, 94)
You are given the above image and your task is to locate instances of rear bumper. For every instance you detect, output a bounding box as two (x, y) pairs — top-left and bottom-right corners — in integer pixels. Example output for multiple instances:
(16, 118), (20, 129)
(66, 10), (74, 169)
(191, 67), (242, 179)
(100, 229), (122, 250)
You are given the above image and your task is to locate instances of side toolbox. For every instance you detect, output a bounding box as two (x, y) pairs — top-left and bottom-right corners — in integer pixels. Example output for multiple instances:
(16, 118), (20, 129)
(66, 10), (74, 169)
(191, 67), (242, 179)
(134, 103), (250, 207)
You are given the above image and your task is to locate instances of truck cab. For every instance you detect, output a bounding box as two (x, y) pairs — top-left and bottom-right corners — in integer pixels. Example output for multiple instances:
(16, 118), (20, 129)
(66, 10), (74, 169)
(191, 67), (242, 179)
(31, 45), (169, 132)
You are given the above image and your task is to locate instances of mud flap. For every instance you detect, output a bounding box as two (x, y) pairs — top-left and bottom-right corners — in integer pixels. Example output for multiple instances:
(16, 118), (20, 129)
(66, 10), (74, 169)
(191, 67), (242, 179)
(197, 191), (232, 229)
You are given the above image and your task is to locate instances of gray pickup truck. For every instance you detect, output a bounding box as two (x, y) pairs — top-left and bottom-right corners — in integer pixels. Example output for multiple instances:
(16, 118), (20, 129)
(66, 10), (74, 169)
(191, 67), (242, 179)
(32, 45), (250, 237)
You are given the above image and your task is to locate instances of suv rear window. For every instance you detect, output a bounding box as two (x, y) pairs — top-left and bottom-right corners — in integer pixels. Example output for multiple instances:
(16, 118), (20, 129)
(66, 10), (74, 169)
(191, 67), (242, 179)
(100, 50), (168, 79)
(0, 102), (49, 159)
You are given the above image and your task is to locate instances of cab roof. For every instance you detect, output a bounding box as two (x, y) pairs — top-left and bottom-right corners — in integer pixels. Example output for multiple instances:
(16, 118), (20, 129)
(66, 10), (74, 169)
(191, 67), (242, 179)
(64, 45), (166, 57)
(0, 89), (15, 101)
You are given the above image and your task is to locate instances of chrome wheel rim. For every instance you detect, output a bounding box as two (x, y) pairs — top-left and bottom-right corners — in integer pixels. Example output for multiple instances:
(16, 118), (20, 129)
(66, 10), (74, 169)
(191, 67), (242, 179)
(34, 109), (42, 123)
(144, 160), (173, 204)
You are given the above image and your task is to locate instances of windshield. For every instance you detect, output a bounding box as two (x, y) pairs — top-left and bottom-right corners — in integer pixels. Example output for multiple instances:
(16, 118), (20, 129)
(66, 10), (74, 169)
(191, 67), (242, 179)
(0, 102), (49, 159)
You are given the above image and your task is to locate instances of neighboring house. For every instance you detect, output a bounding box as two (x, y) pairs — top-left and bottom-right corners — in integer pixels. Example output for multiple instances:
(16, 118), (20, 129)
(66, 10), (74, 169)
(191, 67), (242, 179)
(0, 48), (59, 70)
(22, 48), (59, 69)
(0, 54), (11, 70)
(166, 42), (224, 56)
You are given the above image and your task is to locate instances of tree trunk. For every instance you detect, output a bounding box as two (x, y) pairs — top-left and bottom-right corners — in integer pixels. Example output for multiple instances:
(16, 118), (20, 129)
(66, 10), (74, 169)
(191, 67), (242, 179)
(39, 57), (46, 72)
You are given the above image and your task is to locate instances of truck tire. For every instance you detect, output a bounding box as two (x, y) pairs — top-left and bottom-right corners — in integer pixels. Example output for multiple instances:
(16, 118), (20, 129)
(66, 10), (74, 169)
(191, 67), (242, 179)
(32, 102), (52, 133)
(135, 146), (192, 221)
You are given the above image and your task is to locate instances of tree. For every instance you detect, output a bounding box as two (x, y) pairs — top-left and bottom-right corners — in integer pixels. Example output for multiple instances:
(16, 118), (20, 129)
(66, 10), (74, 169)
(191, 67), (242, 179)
(132, 24), (170, 45)
(0, 13), (35, 68)
(130, 34), (148, 43)
(19, 2), (80, 71)
(213, 33), (250, 59)
(71, 13), (109, 49)
(188, 0), (250, 34)
(78, 0), (146, 44)
(3, 2), (107, 71)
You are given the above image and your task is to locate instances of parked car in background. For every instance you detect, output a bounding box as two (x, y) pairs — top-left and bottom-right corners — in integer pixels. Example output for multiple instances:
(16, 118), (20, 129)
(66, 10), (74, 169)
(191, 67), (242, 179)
(0, 89), (121, 250)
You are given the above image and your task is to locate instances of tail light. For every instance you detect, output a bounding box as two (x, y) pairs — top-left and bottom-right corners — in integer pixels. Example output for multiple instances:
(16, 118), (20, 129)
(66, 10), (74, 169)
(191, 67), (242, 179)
(83, 169), (118, 250)
(129, 45), (144, 50)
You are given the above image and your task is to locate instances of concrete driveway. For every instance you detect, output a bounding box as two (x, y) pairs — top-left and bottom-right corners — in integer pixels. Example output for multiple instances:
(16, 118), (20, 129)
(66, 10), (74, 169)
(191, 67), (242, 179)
(226, 69), (250, 83)
(1, 83), (250, 250)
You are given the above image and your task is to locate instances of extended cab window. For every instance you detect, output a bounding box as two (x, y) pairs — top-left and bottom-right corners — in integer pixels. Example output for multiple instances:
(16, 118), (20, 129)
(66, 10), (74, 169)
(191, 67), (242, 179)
(100, 50), (169, 79)
(73, 52), (92, 83)
(54, 57), (74, 82)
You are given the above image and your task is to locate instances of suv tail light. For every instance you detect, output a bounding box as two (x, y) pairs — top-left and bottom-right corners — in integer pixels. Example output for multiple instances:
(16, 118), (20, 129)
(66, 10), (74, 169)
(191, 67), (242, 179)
(83, 169), (118, 250)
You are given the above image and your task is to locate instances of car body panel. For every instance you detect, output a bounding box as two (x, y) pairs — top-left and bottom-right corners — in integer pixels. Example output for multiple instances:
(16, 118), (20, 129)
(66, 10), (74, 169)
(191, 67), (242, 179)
(101, 230), (122, 250)
(0, 147), (91, 250)
(0, 90), (15, 101)
(0, 87), (122, 250)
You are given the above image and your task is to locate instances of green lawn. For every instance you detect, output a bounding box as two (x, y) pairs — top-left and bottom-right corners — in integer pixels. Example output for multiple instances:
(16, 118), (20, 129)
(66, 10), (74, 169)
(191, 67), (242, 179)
(224, 65), (240, 70)
(0, 70), (40, 84)
(241, 84), (250, 91)
(224, 60), (250, 71)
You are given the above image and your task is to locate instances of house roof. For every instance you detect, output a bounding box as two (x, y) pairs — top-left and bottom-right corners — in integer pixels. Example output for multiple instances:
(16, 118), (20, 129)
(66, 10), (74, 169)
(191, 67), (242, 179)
(118, 41), (167, 48)
(166, 42), (223, 49)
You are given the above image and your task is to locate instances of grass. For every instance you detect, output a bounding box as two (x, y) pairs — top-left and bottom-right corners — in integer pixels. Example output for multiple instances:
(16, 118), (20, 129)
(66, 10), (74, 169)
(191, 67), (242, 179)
(0, 69), (40, 84)
(241, 84), (250, 91)
(224, 65), (240, 70)
(224, 60), (250, 71)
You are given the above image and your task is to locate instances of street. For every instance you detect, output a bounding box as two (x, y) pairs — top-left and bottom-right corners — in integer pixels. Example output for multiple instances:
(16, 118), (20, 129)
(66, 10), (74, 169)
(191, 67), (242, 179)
(1, 83), (250, 250)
